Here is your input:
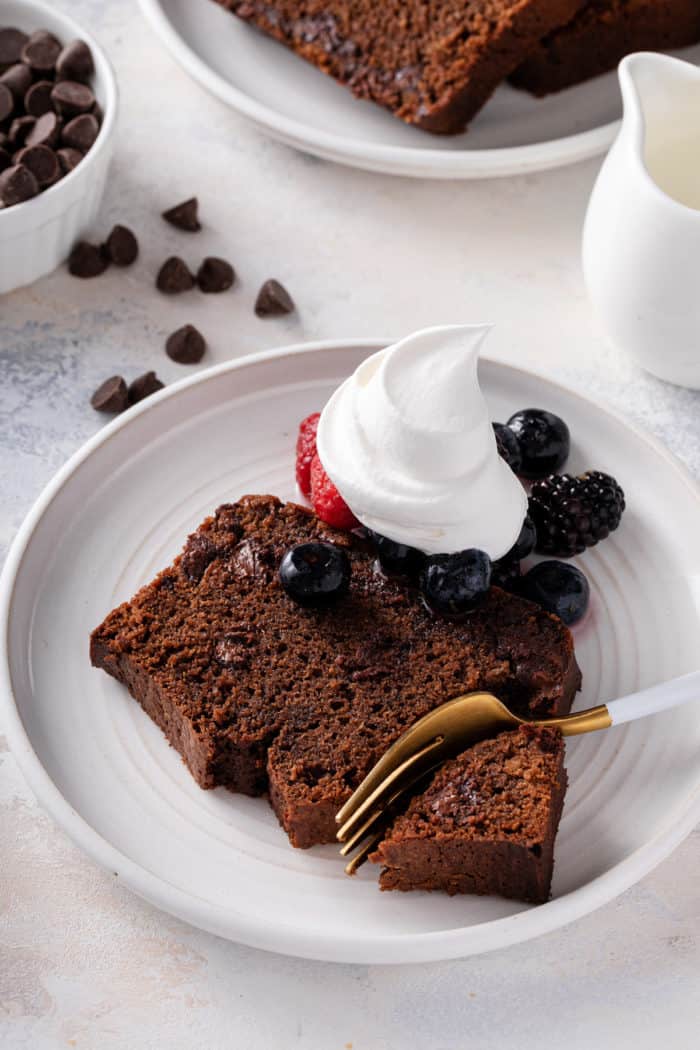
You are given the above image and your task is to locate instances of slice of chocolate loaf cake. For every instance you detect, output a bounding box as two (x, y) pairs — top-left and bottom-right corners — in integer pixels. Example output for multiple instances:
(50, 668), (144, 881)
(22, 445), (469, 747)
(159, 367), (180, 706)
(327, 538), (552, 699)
(91, 496), (581, 849)
(213, 0), (588, 133)
(512, 0), (700, 96)
(371, 725), (566, 903)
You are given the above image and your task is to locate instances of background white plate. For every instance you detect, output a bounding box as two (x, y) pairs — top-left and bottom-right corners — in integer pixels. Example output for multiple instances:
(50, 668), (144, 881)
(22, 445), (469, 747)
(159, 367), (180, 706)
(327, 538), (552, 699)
(3, 341), (700, 964)
(139, 0), (700, 178)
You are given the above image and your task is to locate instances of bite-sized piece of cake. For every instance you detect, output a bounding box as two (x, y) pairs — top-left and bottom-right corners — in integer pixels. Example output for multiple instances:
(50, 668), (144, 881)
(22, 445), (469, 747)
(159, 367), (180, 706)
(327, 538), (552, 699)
(370, 725), (566, 903)
(91, 496), (581, 848)
(511, 0), (700, 96)
(213, 0), (588, 134)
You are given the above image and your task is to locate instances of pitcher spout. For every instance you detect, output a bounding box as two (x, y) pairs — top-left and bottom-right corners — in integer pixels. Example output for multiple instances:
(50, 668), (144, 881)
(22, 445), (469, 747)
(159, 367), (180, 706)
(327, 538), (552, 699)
(618, 53), (700, 211)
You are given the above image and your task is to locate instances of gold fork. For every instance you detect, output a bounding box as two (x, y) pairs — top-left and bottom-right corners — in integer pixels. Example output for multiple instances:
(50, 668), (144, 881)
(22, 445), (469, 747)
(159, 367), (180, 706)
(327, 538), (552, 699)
(335, 672), (700, 874)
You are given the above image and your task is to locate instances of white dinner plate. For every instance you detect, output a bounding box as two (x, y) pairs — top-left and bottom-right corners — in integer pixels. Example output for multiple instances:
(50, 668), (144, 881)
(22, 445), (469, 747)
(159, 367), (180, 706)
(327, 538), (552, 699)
(139, 0), (700, 179)
(2, 340), (700, 964)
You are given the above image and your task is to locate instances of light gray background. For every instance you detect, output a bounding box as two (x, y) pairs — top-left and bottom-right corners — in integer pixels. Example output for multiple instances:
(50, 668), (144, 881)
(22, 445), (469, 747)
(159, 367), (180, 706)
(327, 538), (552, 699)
(2, 2), (699, 1047)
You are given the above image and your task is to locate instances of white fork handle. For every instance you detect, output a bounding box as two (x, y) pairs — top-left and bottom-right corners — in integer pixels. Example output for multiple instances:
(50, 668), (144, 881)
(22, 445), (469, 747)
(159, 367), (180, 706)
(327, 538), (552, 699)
(607, 671), (700, 726)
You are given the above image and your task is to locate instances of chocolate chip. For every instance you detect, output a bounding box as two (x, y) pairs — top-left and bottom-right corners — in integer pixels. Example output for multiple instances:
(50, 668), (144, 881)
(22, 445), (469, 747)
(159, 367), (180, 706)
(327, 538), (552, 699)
(92, 100), (103, 125)
(103, 225), (139, 266)
(181, 533), (217, 582)
(254, 279), (294, 317)
(0, 163), (39, 206)
(61, 112), (98, 151)
(8, 115), (35, 148)
(0, 132), (8, 149)
(24, 80), (54, 118)
(196, 256), (234, 293)
(91, 376), (128, 413)
(0, 83), (14, 122)
(26, 111), (61, 149)
(214, 636), (250, 669)
(56, 146), (82, 174)
(56, 40), (94, 82)
(14, 145), (60, 187)
(166, 324), (206, 364)
(0, 63), (32, 99)
(156, 256), (194, 294)
(21, 30), (61, 74)
(0, 29), (28, 71)
(162, 197), (200, 231)
(68, 241), (109, 278)
(128, 371), (164, 405)
(0, 147), (10, 174)
(51, 80), (95, 117)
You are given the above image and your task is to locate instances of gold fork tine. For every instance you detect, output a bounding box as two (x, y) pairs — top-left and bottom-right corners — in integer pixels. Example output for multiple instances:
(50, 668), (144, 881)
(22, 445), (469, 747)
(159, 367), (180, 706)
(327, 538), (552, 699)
(344, 830), (385, 876)
(336, 735), (445, 844)
(336, 692), (516, 839)
(338, 760), (438, 857)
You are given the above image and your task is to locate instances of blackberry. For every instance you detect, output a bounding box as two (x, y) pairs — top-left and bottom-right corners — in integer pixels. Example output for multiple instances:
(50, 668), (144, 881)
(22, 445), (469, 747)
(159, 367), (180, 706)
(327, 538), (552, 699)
(529, 471), (625, 558)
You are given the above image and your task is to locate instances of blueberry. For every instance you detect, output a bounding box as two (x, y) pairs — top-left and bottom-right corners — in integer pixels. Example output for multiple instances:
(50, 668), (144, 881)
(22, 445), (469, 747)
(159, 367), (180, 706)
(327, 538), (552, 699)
(419, 549), (492, 617)
(519, 560), (589, 626)
(279, 542), (351, 606)
(506, 409), (570, 479)
(506, 516), (537, 561)
(367, 530), (426, 578)
(491, 556), (521, 593)
(493, 422), (522, 474)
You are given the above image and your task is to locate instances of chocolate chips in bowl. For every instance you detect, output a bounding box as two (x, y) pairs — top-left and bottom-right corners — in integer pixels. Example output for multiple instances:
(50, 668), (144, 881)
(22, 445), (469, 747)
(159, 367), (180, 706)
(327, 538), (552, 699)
(0, 9), (117, 295)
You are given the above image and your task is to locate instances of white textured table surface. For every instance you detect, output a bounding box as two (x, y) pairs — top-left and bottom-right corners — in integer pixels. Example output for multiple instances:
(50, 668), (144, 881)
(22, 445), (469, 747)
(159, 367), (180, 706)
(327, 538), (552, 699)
(2, 2), (700, 1047)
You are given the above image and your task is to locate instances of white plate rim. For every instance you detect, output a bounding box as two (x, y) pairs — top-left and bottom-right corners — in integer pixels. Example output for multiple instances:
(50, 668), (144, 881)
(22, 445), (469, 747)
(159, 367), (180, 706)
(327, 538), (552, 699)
(137, 0), (619, 180)
(3, 337), (700, 965)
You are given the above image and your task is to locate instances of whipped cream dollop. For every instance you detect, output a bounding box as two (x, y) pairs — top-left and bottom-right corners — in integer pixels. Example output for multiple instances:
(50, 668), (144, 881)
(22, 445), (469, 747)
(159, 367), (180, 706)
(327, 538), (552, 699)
(316, 325), (527, 559)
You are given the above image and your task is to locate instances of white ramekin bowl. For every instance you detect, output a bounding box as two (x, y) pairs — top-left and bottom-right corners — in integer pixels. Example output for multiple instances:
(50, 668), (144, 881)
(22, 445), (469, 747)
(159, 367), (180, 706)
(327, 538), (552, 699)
(0, 0), (118, 294)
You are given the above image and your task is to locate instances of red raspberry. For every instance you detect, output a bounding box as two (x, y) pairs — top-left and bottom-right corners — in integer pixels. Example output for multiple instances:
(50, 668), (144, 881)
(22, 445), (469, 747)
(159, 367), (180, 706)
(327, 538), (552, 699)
(310, 455), (359, 531)
(295, 412), (320, 498)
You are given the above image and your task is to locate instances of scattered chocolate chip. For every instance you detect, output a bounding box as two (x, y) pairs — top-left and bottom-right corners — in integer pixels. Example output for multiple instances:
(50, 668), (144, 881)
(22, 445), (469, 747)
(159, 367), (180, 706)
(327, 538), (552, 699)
(254, 278), (294, 317)
(196, 256), (234, 293)
(0, 28), (28, 71)
(0, 147), (10, 174)
(103, 224), (138, 266)
(181, 532), (217, 582)
(56, 39), (94, 82)
(61, 112), (98, 151)
(166, 324), (206, 364)
(26, 110), (61, 148)
(21, 30), (61, 74)
(68, 240), (109, 278)
(14, 145), (60, 187)
(162, 197), (200, 231)
(128, 371), (164, 405)
(8, 114), (35, 148)
(156, 256), (194, 294)
(24, 79), (54, 117)
(0, 163), (39, 206)
(51, 80), (95, 117)
(91, 375), (128, 413)
(56, 146), (82, 174)
(0, 132), (8, 149)
(0, 63), (32, 100)
(0, 82), (14, 122)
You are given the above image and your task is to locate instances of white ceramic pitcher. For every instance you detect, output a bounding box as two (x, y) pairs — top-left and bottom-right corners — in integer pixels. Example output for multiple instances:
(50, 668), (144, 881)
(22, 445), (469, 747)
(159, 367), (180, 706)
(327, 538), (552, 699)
(583, 53), (700, 389)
